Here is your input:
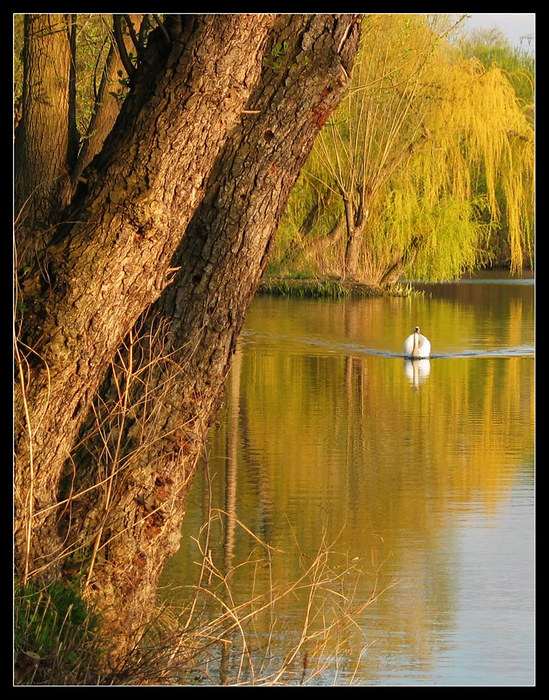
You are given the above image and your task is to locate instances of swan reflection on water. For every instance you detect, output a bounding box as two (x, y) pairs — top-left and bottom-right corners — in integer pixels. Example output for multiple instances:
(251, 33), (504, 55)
(404, 358), (431, 390)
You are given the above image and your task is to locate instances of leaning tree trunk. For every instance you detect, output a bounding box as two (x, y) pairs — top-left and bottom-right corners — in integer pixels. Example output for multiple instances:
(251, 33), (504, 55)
(62, 14), (361, 660)
(14, 13), (276, 582)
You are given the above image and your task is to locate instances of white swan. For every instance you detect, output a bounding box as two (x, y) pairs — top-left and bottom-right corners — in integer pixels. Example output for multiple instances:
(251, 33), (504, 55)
(403, 326), (431, 358)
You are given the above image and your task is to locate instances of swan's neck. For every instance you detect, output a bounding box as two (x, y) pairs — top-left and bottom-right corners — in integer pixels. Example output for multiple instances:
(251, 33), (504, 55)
(413, 332), (419, 357)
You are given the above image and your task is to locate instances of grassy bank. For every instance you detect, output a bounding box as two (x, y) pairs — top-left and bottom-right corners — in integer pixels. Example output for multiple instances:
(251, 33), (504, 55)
(257, 275), (416, 299)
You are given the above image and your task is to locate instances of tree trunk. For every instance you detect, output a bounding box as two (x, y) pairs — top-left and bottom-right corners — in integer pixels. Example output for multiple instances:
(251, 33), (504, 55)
(14, 13), (276, 582)
(280, 189), (336, 267)
(342, 193), (367, 279)
(379, 236), (422, 287)
(14, 14), (76, 265)
(72, 15), (144, 185)
(60, 14), (361, 660)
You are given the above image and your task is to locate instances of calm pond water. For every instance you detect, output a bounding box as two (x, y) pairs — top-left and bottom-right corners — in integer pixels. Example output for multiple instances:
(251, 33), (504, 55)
(161, 273), (535, 686)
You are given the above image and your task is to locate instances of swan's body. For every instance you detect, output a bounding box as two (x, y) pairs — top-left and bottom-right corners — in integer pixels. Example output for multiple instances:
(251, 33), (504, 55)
(403, 326), (431, 358)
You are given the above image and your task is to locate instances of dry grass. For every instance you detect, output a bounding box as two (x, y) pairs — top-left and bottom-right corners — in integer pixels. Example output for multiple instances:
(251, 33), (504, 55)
(14, 266), (397, 686)
(98, 507), (398, 686)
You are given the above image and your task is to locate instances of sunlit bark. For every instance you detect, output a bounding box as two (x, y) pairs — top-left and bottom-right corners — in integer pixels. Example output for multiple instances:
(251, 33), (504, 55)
(61, 14), (360, 656)
(14, 13), (360, 661)
(14, 13), (276, 582)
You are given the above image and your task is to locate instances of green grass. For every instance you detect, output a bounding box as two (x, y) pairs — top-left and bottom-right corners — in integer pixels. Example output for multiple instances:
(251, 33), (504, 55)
(14, 577), (103, 684)
(257, 275), (416, 299)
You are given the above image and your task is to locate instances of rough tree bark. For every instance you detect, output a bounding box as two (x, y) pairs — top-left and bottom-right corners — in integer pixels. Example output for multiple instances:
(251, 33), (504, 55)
(14, 13), (361, 662)
(15, 13), (276, 581)
(14, 14), (78, 264)
(63, 14), (360, 658)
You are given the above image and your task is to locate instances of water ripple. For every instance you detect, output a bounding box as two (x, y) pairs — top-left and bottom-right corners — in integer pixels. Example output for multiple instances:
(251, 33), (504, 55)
(241, 330), (534, 360)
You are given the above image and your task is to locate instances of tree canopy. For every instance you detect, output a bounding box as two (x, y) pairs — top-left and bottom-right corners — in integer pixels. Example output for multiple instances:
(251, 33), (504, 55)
(271, 14), (534, 284)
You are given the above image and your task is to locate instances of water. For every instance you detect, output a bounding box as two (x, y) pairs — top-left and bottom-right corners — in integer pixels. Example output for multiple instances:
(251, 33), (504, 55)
(161, 273), (535, 686)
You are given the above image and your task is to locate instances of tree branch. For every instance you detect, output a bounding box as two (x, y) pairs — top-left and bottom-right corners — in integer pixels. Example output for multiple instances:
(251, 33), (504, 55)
(113, 14), (135, 79)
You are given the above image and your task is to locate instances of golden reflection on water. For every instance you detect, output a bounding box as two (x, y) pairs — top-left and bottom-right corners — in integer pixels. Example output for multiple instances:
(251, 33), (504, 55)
(162, 279), (534, 685)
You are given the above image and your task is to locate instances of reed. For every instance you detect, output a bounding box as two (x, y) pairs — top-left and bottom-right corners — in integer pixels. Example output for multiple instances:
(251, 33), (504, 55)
(102, 510), (398, 686)
(14, 511), (395, 686)
(258, 277), (355, 299)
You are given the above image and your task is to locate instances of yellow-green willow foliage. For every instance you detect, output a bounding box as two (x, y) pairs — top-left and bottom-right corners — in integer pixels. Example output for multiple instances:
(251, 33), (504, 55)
(274, 14), (534, 283)
(456, 27), (535, 117)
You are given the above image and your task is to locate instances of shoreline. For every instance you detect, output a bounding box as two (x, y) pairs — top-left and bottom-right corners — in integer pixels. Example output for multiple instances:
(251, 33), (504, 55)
(256, 268), (532, 299)
(256, 276), (404, 299)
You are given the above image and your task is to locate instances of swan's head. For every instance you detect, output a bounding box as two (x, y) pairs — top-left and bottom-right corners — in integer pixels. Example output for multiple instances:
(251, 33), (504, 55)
(414, 326), (420, 333)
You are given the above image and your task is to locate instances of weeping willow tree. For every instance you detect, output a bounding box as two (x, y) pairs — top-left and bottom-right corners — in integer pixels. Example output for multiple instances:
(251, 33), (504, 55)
(274, 14), (534, 284)
(456, 25), (535, 114)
